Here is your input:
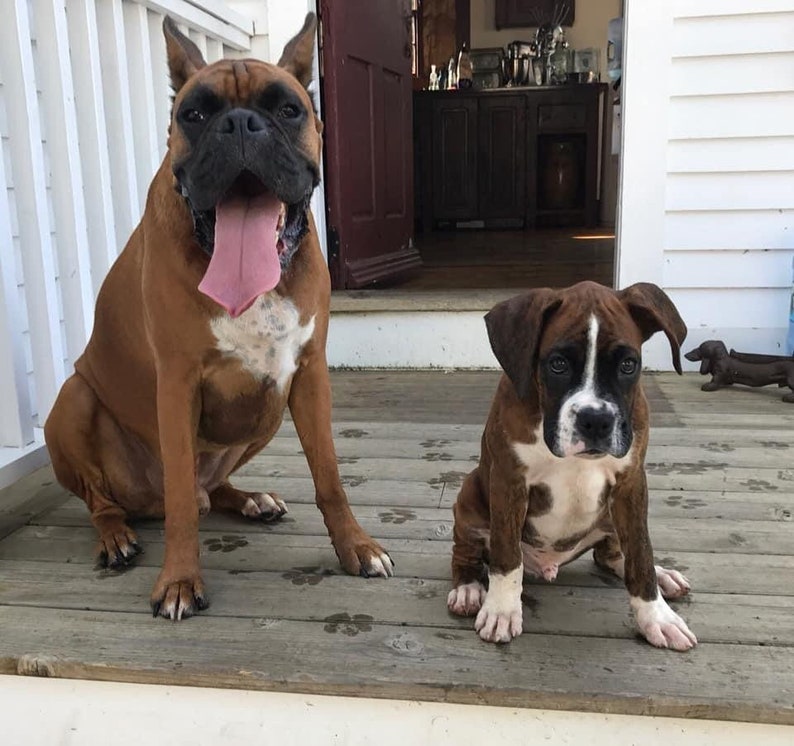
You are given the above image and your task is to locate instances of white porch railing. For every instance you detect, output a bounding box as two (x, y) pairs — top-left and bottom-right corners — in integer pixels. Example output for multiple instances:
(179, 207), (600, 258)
(0, 0), (255, 484)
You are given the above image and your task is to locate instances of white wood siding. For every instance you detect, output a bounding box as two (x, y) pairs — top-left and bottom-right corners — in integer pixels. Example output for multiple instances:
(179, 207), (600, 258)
(0, 0), (253, 455)
(619, 0), (794, 366)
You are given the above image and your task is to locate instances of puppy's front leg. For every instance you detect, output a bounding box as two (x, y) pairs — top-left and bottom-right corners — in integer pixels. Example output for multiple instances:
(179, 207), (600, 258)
(475, 470), (527, 644)
(289, 347), (393, 578)
(611, 471), (697, 651)
(150, 367), (207, 620)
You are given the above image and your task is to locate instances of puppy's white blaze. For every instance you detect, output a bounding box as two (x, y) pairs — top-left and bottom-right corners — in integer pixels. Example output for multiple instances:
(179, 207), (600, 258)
(556, 315), (604, 455)
(583, 313), (599, 394)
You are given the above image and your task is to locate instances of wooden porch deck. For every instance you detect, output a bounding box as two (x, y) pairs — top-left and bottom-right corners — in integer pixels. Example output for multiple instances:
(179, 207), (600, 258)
(0, 371), (792, 724)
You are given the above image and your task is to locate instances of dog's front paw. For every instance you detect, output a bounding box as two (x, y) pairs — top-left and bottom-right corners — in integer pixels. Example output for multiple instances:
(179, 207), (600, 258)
(151, 569), (209, 621)
(333, 528), (394, 578)
(447, 581), (486, 616)
(474, 599), (523, 643)
(655, 564), (691, 599)
(631, 596), (697, 651)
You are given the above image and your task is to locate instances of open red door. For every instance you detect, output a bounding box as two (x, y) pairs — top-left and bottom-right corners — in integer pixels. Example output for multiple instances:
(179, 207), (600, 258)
(320, 0), (420, 288)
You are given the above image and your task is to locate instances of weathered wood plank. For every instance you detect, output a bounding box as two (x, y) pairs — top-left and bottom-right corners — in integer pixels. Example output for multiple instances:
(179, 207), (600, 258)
(232, 454), (794, 494)
(0, 560), (791, 646)
(2, 525), (791, 596)
(0, 606), (791, 724)
(30, 499), (794, 555)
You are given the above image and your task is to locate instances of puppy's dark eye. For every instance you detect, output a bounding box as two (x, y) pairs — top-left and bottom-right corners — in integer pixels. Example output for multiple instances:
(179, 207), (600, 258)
(181, 109), (206, 124)
(620, 358), (638, 375)
(279, 104), (300, 119)
(548, 356), (569, 375)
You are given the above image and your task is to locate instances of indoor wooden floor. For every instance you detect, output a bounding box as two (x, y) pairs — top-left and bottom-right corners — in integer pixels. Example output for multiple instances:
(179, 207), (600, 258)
(402, 227), (615, 289)
(0, 371), (793, 724)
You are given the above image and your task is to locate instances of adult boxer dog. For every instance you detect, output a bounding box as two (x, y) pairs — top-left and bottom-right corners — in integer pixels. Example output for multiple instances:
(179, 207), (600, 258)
(447, 281), (697, 650)
(44, 14), (392, 621)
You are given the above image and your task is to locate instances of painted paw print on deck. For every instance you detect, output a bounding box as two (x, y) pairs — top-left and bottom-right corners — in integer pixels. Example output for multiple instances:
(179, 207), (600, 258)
(379, 508), (416, 524)
(282, 566), (336, 586)
(341, 475), (368, 488)
(420, 439), (451, 448)
(422, 452), (455, 462)
(427, 470), (467, 490)
(760, 441), (790, 450)
(646, 461), (712, 476)
(323, 612), (373, 636)
(339, 429), (369, 439)
(664, 495), (706, 509)
(204, 535), (249, 553)
(739, 479), (778, 492)
(703, 442), (735, 453)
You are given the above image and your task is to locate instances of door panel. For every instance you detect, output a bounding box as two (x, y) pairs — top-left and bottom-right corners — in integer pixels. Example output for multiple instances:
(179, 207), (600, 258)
(321, 0), (420, 288)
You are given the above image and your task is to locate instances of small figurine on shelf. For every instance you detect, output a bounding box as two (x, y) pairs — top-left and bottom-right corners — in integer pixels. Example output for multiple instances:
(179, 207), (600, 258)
(447, 56), (457, 89)
(457, 43), (473, 89)
(428, 64), (439, 91)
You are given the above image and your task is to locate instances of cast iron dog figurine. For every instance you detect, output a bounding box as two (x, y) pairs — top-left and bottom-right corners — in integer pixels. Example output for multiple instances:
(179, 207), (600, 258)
(685, 341), (794, 402)
(447, 281), (697, 650)
(44, 14), (392, 621)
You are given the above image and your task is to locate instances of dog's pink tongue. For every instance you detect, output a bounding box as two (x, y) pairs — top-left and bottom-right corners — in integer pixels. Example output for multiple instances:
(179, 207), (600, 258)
(198, 192), (282, 317)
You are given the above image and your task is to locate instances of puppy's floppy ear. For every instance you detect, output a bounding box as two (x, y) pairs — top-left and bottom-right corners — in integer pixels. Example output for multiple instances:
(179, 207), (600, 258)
(485, 289), (562, 400)
(278, 12), (317, 88)
(618, 283), (688, 374)
(163, 16), (207, 94)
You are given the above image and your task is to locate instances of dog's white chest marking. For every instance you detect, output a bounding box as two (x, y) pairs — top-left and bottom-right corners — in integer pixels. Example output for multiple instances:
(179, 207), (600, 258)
(512, 429), (632, 574)
(210, 293), (315, 391)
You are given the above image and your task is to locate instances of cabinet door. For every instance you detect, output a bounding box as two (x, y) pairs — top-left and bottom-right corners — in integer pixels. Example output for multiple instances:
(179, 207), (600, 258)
(478, 96), (526, 221)
(431, 97), (478, 221)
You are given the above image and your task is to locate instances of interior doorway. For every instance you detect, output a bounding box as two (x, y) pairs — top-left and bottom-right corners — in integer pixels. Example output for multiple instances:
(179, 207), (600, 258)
(319, 0), (624, 291)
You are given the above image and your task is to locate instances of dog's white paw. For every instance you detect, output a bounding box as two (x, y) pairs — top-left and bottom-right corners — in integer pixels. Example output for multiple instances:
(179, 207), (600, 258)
(474, 601), (523, 643)
(631, 595), (697, 651)
(473, 567), (523, 643)
(447, 581), (486, 617)
(655, 565), (691, 599)
(241, 492), (288, 522)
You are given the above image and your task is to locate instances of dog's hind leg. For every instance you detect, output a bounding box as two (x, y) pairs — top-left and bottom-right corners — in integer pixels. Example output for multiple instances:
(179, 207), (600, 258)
(593, 533), (690, 599)
(44, 375), (142, 568)
(448, 470), (489, 617)
(209, 482), (287, 522)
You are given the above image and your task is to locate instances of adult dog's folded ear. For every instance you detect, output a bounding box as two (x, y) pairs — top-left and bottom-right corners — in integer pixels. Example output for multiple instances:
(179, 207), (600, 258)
(618, 283), (688, 374)
(277, 12), (318, 89)
(163, 16), (207, 94)
(485, 289), (562, 400)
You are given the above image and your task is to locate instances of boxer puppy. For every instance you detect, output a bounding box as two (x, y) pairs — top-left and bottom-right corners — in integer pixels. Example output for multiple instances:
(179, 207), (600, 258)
(44, 14), (392, 621)
(447, 281), (697, 650)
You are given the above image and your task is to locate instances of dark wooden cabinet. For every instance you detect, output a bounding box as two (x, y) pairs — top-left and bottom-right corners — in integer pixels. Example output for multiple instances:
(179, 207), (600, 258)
(415, 84), (606, 230)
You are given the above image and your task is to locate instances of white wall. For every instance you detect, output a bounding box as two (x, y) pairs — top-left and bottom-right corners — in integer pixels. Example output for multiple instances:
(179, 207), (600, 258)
(618, 0), (794, 369)
(0, 0), (253, 482)
(471, 0), (622, 77)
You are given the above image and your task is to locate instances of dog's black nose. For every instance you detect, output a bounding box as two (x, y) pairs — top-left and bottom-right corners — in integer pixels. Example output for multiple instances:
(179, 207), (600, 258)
(219, 108), (266, 135)
(576, 407), (615, 441)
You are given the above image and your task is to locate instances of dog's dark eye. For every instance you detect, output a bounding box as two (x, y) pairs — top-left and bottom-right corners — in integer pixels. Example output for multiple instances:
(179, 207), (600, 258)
(548, 356), (569, 375)
(279, 104), (300, 119)
(620, 358), (638, 375)
(181, 108), (206, 124)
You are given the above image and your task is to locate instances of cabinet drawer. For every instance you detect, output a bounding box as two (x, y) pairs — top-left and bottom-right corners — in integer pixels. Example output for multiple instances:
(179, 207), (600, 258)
(538, 103), (587, 130)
